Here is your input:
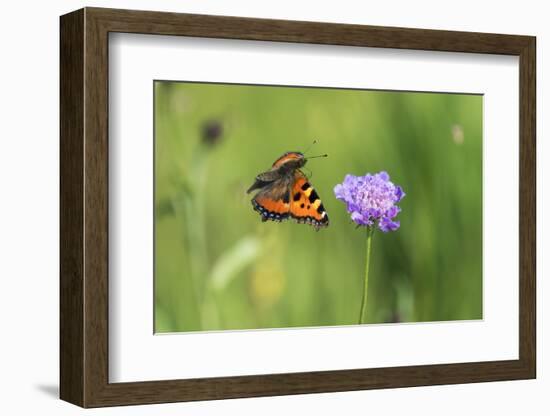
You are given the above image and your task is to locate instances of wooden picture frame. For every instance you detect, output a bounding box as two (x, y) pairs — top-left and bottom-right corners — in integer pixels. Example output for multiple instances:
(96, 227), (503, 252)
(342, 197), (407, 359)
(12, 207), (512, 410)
(60, 7), (536, 407)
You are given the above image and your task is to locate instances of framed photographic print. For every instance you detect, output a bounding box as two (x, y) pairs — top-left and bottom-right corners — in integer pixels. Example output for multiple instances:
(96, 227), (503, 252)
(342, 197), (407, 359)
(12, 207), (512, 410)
(60, 7), (536, 407)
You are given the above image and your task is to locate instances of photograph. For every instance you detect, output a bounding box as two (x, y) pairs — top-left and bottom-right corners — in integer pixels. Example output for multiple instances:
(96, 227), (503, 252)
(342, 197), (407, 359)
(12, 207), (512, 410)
(154, 81), (483, 333)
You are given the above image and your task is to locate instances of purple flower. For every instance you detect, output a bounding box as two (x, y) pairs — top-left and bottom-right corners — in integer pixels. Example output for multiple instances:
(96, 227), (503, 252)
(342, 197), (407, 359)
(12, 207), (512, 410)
(334, 171), (405, 232)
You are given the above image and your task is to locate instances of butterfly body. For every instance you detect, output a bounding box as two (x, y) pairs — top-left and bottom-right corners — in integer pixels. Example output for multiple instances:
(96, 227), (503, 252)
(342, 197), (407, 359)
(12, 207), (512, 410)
(247, 151), (329, 230)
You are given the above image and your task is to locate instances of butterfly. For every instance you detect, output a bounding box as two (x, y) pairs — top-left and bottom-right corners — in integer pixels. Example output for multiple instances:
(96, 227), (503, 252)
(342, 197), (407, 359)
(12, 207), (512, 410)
(246, 151), (329, 230)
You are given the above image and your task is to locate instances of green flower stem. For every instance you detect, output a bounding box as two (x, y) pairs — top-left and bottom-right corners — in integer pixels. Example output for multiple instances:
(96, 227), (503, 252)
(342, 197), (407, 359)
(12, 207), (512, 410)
(359, 227), (374, 324)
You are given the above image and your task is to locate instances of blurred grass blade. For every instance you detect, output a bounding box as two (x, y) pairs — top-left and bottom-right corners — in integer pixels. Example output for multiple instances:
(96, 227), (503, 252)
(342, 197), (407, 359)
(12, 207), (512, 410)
(210, 236), (262, 291)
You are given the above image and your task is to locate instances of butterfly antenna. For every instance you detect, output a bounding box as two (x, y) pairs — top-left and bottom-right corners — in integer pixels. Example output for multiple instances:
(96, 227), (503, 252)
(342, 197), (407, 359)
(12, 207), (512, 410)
(306, 153), (328, 160)
(303, 139), (317, 155)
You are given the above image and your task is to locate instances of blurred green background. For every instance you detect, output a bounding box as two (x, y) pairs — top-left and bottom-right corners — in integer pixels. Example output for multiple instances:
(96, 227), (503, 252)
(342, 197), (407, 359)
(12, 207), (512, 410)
(154, 81), (482, 333)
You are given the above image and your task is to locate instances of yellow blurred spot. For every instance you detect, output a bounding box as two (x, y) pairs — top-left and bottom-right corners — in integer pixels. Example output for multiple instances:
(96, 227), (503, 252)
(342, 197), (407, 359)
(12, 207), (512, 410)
(249, 263), (285, 309)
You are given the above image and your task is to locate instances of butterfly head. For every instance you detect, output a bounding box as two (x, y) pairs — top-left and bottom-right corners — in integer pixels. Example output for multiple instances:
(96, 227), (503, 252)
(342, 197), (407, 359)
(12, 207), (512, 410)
(271, 150), (328, 171)
(272, 151), (307, 170)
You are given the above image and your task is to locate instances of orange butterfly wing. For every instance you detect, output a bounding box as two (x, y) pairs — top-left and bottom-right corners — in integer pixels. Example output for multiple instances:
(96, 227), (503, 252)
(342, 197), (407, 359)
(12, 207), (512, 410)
(288, 172), (329, 229)
(252, 191), (291, 222)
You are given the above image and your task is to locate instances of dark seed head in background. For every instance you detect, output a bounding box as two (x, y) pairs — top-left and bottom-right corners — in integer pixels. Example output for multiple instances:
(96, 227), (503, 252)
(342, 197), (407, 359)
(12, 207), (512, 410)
(201, 119), (224, 147)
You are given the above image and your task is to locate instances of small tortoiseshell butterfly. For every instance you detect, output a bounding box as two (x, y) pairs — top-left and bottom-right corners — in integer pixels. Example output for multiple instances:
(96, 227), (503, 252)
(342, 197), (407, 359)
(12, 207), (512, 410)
(247, 150), (329, 230)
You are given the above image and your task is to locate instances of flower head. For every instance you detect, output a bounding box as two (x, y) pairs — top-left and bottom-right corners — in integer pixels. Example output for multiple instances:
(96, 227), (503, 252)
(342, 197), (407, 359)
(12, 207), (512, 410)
(334, 171), (405, 232)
